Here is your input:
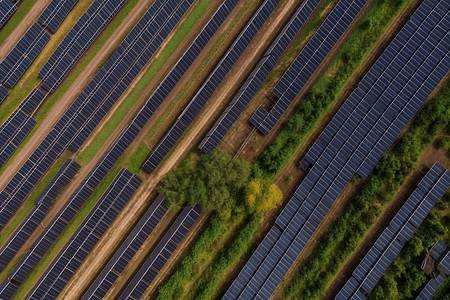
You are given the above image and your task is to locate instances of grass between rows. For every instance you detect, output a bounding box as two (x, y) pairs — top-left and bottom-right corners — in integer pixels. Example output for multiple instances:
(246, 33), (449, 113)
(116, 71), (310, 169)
(0, 157), (66, 260)
(254, 0), (414, 179)
(0, 0), (141, 177)
(77, 0), (214, 164)
(127, 0), (260, 173)
(0, 0), (37, 46)
(12, 162), (123, 300)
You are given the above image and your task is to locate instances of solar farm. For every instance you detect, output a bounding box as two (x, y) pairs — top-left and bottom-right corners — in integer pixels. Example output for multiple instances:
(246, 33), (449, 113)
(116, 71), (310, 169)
(0, 0), (450, 299)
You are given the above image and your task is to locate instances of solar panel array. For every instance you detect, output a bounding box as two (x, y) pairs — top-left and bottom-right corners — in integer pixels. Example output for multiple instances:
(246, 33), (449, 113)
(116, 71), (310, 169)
(0, 84), (8, 104)
(337, 163), (450, 300)
(81, 195), (168, 300)
(67, 0), (195, 152)
(0, 0), (194, 237)
(250, 0), (367, 136)
(415, 275), (446, 300)
(39, 0), (127, 92)
(24, 169), (142, 300)
(429, 239), (449, 261)
(143, 0), (281, 173)
(301, 0), (450, 175)
(118, 204), (202, 300)
(0, 0), (16, 29)
(0, 23), (50, 88)
(38, 0), (79, 33)
(0, 88), (47, 172)
(223, 1), (450, 298)
(199, 0), (321, 153)
(0, 159), (79, 273)
(438, 248), (450, 277)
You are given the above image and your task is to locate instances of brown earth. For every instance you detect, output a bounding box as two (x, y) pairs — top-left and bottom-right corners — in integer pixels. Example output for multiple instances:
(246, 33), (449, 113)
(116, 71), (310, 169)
(0, 0), (157, 284)
(0, 0), (53, 60)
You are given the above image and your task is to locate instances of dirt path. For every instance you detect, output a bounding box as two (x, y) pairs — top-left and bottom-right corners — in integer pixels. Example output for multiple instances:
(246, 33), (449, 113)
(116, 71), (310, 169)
(0, 0), (53, 60)
(0, 0), (155, 191)
(324, 139), (450, 300)
(0, 0), (157, 279)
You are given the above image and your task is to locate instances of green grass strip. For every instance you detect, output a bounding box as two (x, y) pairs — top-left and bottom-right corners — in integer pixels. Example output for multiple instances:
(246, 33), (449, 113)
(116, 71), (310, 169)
(0, 158), (66, 280)
(0, 0), (141, 177)
(0, 0), (37, 46)
(77, 0), (214, 164)
(12, 163), (123, 300)
(254, 0), (413, 179)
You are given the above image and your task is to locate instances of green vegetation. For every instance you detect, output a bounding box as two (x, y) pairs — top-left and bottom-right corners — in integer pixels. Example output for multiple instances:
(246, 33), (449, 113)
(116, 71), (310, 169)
(282, 81), (450, 299)
(0, 0), (37, 46)
(255, 0), (413, 179)
(77, 0), (214, 164)
(434, 273), (450, 300)
(160, 150), (251, 211)
(0, 0), (141, 177)
(13, 164), (123, 300)
(156, 150), (280, 300)
(0, 158), (67, 256)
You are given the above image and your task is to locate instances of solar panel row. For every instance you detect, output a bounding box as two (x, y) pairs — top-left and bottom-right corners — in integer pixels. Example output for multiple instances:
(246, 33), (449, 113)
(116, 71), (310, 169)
(24, 169), (142, 300)
(143, 0), (282, 173)
(40, 0), (127, 92)
(199, 0), (322, 154)
(415, 275), (445, 300)
(0, 23), (50, 88)
(81, 195), (168, 300)
(0, 84), (8, 104)
(302, 0), (450, 170)
(38, 0), (79, 34)
(122, 0), (238, 156)
(438, 248), (450, 277)
(0, 0), (16, 29)
(0, 0), (191, 236)
(0, 89), (47, 172)
(251, 0), (367, 136)
(224, 1), (450, 298)
(118, 204), (202, 300)
(0, 159), (80, 299)
(429, 239), (449, 261)
(337, 162), (450, 300)
(67, 0), (195, 152)
(0, 159), (79, 277)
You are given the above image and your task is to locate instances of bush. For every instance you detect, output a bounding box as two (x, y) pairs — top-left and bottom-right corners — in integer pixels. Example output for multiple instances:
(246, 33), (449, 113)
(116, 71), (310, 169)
(245, 179), (283, 214)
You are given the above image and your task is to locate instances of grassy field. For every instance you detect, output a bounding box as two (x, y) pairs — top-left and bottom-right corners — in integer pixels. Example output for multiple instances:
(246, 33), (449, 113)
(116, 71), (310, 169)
(0, 0), (37, 46)
(0, 0), (141, 177)
(77, 0), (214, 164)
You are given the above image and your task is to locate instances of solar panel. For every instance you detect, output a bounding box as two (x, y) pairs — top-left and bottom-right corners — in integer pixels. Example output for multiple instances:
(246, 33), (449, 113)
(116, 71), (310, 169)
(0, 0), (16, 29)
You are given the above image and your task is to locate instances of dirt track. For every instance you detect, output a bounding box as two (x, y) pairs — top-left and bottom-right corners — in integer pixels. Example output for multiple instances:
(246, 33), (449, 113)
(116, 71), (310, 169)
(0, 0), (53, 60)
(0, 0), (157, 284)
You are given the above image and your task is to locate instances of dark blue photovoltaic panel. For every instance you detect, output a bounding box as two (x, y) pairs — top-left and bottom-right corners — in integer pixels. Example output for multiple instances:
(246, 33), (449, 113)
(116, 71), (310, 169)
(337, 163), (450, 299)
(0, 84), (8, 104)
(118, 204), (201, 300)
(199, 0), (321, 153)
(24, 169), (141, 300)
(252, 0), (366, 136)
(0, 0), (16, 29)
(143, 0), (281, 173)
(0, 23), (50, 88)
(40, 0), (127, 92)
(0, 0), (197, 236)
(225, 1), (450, 298)
(415, 275), (445, 300)
(0, 160), (79, 277)
(81, 195), (168, 300)
(38, 0), (79, 33)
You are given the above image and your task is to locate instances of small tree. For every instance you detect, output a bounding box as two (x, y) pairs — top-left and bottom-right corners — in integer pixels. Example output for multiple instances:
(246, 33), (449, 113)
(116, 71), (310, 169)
(245, 179), (282, 214)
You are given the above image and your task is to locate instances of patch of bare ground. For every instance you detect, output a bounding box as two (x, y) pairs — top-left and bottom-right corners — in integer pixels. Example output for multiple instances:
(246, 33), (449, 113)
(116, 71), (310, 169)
(0, 0), (53, 60)
(0, 0), (156, 192)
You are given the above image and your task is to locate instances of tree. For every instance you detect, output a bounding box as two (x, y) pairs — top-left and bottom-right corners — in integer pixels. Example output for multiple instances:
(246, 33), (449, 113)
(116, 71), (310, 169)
(245, 178), (282, 214)
(159, 150), (251, 211)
